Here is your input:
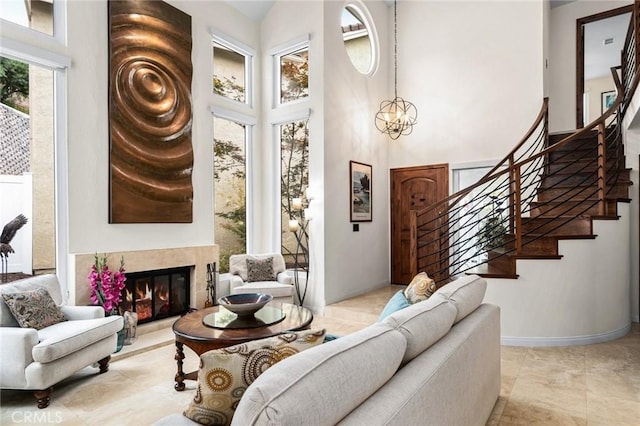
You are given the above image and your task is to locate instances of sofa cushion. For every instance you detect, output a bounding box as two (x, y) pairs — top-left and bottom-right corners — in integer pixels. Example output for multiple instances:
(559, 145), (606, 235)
(33, 315), (123, 363)
(0, 274), (62, 327)
(403, 272), (437, 304)
(245, 257), (275, 282)
(2, 287), (67, 330)
(377, 290), (410, 322)
(231, 324), (407, 426)
(184, 329), (326, 425)
(382, 296), (457, 364)
(431, 275), (487, 324)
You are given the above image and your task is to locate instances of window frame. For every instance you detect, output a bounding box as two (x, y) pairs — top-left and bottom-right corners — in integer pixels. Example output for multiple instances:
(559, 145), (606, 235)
(210, 30), (255, 109)
(271, 35), (310, 109)
(341, 1), (380, 77)
(211, 107), (256, 254)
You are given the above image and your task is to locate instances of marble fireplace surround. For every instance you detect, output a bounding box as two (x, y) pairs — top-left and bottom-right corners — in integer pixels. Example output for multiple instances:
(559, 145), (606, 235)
(70, 245), (219, 309)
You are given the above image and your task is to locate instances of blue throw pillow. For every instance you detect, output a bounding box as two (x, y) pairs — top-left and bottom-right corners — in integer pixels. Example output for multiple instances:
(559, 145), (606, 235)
(377, 290), (410, 322)
(323, 333), (341, 343)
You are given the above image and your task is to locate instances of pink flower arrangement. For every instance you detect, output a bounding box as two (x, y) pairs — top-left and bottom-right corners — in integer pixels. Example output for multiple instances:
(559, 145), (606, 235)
(88, 254), (126, 316)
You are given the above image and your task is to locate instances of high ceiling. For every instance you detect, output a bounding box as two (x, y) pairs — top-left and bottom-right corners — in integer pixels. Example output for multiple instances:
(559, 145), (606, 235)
(224, 0), (275, 21)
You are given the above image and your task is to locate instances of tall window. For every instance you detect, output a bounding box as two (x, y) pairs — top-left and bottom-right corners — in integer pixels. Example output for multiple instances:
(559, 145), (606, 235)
(213, 117), (247, 273)
(0, 56), (56, 276)
(280, 119), (309, 267)
(212, 37), (252, 105)
(274, 38), (311, 266)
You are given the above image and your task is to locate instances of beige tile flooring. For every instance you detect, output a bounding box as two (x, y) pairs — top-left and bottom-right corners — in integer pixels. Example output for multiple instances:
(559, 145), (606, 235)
(1, 284), (638, 425)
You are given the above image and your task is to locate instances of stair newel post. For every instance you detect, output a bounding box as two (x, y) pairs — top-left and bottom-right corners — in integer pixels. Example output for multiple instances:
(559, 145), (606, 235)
(409, 210), (418, 277)
(513, 165), (523, 256)
(508, 154), (515, 235)
(597, 122), (607, 215)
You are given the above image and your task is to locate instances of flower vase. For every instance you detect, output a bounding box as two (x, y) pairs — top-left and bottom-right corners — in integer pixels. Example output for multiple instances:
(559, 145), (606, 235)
(115, 327), (125, 353)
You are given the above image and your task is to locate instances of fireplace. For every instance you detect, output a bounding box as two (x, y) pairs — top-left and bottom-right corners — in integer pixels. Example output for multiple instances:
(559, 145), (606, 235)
(121, 267), (190, 323)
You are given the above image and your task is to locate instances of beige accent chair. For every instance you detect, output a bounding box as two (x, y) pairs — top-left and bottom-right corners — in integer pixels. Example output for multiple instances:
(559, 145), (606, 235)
(229, 253), (294, 304)
(0, 274), (124, 408)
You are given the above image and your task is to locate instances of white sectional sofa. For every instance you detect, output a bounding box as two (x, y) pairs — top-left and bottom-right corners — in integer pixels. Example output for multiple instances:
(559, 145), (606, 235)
(158, 274), (500, 425)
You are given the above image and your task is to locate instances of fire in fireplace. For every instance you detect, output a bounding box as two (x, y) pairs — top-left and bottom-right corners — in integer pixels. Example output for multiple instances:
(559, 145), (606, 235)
(121, 267), (190, 323)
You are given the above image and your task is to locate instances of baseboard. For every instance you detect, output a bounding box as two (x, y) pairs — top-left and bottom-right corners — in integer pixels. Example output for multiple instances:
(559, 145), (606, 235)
(501, 322), (632, 347)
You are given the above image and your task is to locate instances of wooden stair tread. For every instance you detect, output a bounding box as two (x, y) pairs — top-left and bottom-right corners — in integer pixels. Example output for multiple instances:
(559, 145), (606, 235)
(522, 233), (597, 239)
(489, 248), (563, 260)
(590, 215), (622, 220)
(465, 264), (518, 279)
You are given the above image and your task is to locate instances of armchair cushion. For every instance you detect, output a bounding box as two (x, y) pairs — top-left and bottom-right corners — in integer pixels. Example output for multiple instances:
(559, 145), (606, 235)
(0, 274), (63, 327)
(1, 288), (67, 330)
(231, 282), (293, 299)
(229, 253), (286, 282)
(33, 316), (123, 363)
(246, 257), (275, 282)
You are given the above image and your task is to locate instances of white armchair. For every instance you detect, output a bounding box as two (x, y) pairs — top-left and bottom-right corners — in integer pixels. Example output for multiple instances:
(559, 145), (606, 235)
(229, 253), (294, 304)
(0, 274), (123, 408)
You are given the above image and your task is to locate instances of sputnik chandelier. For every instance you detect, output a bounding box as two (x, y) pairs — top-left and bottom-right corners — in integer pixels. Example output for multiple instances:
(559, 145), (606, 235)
(375, 0), (417, 140)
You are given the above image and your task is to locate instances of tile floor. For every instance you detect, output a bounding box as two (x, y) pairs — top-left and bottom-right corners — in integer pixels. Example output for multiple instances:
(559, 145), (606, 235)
(1, 284), (638, 425)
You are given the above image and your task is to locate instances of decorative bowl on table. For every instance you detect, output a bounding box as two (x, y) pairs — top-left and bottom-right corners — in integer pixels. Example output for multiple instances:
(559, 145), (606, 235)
(217, 293), (273, 317)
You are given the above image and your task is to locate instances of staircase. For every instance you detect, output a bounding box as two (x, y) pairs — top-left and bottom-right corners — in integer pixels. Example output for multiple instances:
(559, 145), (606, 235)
(409, 1), (640, 286)
(466, 129), (632, 280)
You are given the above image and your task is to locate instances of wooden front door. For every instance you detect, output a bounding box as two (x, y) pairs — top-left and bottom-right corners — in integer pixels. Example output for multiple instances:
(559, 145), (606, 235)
(390, 164), (448, 284)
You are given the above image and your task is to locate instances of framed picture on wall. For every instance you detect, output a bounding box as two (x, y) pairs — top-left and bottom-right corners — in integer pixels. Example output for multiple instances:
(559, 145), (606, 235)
(601, 90), (616, 114)
(350, 161), (372, 222)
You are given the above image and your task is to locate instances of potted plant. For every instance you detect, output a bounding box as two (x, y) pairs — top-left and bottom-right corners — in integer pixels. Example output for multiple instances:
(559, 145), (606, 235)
(478, 195), (506, 252)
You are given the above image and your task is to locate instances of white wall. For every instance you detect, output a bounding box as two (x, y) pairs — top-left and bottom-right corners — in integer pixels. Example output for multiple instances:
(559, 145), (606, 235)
(548, 0), (632, 132)
(585, 75), (616, 122)
(388, 0), (544, 169)
(322, 0), (391, 305)
(622, 84), (640, 323)
(63, 1), (260, 256)
(485, 205), (632, 345)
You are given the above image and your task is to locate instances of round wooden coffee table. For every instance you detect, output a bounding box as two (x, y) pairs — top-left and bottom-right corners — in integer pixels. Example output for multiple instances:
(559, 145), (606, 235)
(172, 302), (313, 391)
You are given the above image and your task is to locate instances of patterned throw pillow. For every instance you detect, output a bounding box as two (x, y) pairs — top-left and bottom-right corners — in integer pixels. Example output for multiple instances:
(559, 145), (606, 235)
(1, 287), (66, 330)
(246, 257), (275, 282)
(403, 272), (437, 304)
(183, 329), (326, 425)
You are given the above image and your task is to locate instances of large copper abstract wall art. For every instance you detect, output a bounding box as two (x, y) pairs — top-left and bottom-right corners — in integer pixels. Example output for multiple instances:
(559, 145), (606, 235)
(109, 0), (193, 223)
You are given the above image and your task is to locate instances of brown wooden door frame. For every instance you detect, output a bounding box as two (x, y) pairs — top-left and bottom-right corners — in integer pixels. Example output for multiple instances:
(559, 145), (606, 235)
(390, 164), (448, 285)
(576, 4), (633, 129)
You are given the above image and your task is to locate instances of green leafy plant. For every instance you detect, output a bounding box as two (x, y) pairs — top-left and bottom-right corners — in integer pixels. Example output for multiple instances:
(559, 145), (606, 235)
(0, 57), (29, 113)
(478, 195), (506, 252)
